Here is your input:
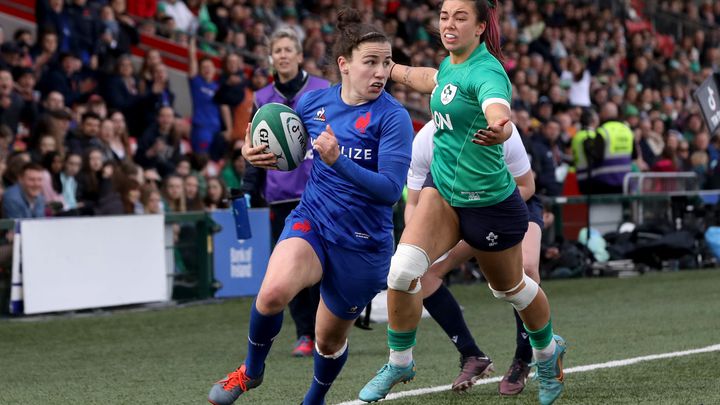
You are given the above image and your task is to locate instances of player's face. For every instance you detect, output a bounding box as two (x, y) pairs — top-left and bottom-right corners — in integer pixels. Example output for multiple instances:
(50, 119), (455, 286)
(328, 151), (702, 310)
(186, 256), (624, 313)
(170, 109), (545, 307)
(439, 0), (486, 55)
(272, 37), (302, 79)
(341, 41), (392, 102)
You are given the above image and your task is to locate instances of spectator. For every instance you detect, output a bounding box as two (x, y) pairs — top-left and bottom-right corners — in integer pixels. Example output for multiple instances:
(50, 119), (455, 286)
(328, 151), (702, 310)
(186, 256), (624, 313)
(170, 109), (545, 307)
(141, 185), (163, 214)
(60, 152), (82, 211)
(98, 117), (130, 162)
(38, 52), (85, 107)
(138, 49), (163, 93)
(30, 30), (59, 78)
(76, 147), (123, 215)
(187, 38), (222, 159)
(158, 0), (198, 34)
(220, 148), (245, 191)
(103, 55), (141, 124)
(139, 63), (175, 132)
(119, 178), (142, 214)
(65, 111), (103, 155)
(203, 176), (228, 211)
(0, 68), (27, 135)
(2, 152), (31, 188)
(39, 150), (64, 213)
(30, 133), (58, 163)
(35, 0), (73, 54)
(66, 0), (98, 65)
(213, 52), (247, 142)
(135, 106), (183, 177)
(531, 119), (563, 197)
(184, 174), (203, 211)
(162, 174), (185, 213)
(2, 162), (45, 219)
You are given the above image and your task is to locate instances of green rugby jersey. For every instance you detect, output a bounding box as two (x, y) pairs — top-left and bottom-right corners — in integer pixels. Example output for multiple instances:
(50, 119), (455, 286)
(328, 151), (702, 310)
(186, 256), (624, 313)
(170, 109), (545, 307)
(429, 42), (516, 207)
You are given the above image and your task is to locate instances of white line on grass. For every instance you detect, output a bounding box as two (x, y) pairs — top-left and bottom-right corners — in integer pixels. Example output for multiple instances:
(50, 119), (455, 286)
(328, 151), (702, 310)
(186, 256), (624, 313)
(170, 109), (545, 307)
(335, 343), (720, 405)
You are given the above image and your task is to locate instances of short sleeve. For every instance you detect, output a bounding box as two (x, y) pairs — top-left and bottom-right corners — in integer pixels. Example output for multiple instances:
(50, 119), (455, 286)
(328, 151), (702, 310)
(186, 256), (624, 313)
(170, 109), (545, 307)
(471, 65), (511, 114)
(503, 124), (531, 178)
(407, 121), (436, 190)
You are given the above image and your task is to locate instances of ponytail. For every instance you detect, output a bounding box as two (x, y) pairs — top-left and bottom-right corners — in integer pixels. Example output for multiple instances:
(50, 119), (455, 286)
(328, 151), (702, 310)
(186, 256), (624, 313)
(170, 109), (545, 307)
(482, 2), (504, 63)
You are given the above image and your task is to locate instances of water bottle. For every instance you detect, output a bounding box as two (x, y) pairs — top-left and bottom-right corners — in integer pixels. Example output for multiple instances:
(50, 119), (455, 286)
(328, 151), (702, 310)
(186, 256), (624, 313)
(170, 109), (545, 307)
(230, 188), (252, 240)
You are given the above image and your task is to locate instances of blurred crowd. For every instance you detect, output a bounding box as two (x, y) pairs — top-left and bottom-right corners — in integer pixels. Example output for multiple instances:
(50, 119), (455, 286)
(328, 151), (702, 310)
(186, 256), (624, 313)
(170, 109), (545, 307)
(0, 0), (718, 227)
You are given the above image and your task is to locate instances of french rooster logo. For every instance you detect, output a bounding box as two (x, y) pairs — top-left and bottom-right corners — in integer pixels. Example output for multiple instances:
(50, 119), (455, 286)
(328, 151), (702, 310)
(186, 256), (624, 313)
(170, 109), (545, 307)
(292, 219), (311, 233)
(355, 112), (371, 134)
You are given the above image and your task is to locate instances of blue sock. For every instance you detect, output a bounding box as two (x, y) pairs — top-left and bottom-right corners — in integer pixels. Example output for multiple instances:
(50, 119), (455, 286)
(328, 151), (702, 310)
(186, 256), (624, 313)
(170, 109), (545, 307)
(245, 302), (283, 379)
(303, 342), (348, 405)
(423, 284), (484, 358)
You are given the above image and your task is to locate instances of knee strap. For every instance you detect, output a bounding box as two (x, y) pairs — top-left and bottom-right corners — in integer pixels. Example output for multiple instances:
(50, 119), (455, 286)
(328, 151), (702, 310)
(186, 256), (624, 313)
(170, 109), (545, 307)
(387, 243), (430, 294)
(315, 339), (348, 359)
(489, 273), (539, 311)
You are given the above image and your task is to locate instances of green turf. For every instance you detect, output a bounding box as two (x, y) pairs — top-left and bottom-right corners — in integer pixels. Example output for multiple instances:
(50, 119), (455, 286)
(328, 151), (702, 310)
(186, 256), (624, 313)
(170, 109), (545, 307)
(1, 270), (719, 405)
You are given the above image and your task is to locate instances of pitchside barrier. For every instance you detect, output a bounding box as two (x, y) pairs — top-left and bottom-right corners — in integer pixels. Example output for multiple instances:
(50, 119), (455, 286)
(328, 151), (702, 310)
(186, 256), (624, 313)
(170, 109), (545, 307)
(1, 209), (271, 316)
(548, 189), (720, 243)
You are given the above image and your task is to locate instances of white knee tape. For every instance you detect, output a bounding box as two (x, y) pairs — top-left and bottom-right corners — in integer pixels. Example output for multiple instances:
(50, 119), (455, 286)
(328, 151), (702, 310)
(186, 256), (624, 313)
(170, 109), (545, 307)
(489, 274), (539, 311)
(387, 243), (430, 294)
(316, 339), (348, 359)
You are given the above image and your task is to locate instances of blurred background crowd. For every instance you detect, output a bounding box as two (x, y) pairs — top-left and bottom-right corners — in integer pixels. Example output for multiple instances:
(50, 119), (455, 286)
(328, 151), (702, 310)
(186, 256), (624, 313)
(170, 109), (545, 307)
(0, 0), (718, 224)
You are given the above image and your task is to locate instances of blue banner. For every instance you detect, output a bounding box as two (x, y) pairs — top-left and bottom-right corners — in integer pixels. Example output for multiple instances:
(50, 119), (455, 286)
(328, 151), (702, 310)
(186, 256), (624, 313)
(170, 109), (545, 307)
(211, 209), (271, 298)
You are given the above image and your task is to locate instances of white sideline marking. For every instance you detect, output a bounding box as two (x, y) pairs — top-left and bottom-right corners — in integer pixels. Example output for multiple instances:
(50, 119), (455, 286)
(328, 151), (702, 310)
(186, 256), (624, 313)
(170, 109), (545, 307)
(335, 343), (720, 405)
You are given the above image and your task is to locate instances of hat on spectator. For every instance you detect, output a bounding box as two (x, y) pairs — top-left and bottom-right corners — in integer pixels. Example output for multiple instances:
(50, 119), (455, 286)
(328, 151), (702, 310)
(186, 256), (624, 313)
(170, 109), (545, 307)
(200, 22), (218, 35)
(624, 104), (639, 117)
(538, 95), (552, 105)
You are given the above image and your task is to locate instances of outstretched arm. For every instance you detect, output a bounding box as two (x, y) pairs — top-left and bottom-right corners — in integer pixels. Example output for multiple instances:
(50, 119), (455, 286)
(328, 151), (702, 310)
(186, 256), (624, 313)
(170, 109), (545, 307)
(389, 62), (438, 94)
(188, 37), (198, 78)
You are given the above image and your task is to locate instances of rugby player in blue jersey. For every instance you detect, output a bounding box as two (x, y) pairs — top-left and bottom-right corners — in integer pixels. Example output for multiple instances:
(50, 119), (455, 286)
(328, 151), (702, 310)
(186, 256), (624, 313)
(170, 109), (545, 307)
(208, 8), (413, 405)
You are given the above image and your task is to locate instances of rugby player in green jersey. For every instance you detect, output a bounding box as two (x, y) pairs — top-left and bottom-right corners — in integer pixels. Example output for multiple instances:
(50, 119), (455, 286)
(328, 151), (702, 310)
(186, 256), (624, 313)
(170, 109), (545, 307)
(359, 1), (566, 404)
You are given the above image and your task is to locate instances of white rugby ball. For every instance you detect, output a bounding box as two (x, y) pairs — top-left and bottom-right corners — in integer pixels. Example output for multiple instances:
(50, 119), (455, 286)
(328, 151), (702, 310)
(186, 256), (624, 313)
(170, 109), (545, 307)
(251, 103), (308, 171)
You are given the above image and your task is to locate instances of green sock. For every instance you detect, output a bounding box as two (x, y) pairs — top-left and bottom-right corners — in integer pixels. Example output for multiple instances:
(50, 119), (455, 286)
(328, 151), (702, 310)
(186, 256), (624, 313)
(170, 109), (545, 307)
(387, 327), (416, 351)
(525, 319), (553, 349)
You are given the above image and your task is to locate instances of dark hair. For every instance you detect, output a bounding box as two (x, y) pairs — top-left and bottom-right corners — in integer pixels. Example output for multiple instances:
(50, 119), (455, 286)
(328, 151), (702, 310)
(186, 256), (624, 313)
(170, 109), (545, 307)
(332, 8), (389, 61)
(81, 111), (101, 123)
(444, 0), (503, 63)
(21, 162), (44, 175)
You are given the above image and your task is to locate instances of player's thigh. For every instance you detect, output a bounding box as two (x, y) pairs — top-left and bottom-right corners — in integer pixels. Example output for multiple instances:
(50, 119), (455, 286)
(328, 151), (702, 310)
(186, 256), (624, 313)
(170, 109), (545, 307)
(400, 187), (460, 262)
(475, 242), (525, 291)
(257, 237), (323, 308)
(314, 297), (355, 354)
(522, 222), (542, 283)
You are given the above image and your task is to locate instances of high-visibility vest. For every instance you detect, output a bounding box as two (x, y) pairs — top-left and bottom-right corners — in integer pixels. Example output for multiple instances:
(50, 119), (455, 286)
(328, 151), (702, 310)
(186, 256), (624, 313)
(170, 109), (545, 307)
(572, 121), (633, 187)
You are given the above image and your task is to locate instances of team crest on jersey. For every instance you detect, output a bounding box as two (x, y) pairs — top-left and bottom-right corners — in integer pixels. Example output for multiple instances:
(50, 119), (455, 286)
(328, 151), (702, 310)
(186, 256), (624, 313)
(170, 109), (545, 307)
(440, 83), (457, 105)
(314, 107), (326, 122)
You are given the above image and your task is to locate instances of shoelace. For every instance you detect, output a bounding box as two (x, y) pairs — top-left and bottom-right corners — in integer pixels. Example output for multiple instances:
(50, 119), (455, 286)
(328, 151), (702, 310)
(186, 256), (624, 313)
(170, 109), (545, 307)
(530, 359), (558, 389)
(222, 367), (252, 392)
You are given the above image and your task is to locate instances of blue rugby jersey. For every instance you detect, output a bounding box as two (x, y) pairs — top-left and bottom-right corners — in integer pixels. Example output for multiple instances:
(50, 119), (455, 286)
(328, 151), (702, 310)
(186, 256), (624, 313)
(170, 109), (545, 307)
(293, 85), (413, 252)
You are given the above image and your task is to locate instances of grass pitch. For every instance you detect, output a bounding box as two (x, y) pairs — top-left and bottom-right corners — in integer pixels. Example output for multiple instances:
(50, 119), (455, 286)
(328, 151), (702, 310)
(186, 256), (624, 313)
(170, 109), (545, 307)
(1, 270), (719, 405)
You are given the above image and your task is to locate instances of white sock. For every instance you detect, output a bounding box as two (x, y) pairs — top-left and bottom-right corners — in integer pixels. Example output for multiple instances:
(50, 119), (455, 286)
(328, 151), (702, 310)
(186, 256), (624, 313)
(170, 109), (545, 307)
(533, 338), (557, 362)
(389, 348), (413, 367)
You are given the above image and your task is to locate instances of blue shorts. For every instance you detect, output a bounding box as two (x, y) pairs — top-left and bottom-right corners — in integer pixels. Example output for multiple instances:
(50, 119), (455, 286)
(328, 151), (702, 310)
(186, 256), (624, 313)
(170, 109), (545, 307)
(423, 173), (528, 252)
(278, 210), (391, 320)
(526, 195), (544, 228)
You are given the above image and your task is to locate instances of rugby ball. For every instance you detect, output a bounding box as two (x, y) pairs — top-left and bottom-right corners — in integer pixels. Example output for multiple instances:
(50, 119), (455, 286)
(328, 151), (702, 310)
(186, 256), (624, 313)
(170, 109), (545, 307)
(251, 103), (308, 171)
